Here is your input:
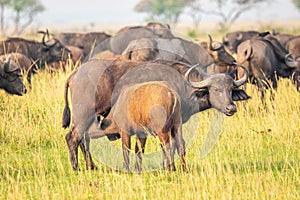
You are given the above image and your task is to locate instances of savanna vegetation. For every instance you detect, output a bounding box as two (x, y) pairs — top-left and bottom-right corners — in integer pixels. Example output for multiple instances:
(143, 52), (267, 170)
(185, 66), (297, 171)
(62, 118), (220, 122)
(0, 26), (299, 199)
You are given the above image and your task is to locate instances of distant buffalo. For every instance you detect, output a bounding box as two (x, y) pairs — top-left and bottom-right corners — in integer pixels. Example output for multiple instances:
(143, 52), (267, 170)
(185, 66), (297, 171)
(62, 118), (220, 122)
(56, 32), (111, 60)
(0, 53), (35, 86)
(200, 35), (236, 74)
(0, 31), (71, 85)
(223, 30), (259, 53)
(0, 54), (27, 95)
(236, 35), (295, 97)
(88, 22), (174, 59)
(285, 36), (300, 90)
(271, 30), (296, 47)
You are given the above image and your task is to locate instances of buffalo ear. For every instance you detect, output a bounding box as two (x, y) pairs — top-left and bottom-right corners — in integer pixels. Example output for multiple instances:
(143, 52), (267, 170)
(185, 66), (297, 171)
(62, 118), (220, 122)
(100, 118), (112, 130)
(100, 118), (121, 141)
(194, 89), (209, 99)
(232, 88), (251, 101)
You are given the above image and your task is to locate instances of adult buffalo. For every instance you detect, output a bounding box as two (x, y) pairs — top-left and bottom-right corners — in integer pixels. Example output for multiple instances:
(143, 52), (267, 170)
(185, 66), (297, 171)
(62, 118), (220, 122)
(88, 22), (174, 59)
(284, 36), (300, 90)
(200, 35), (236, 74)
(56, 32), (111, 60)
(62, 58), (249, 170)
(236, 36), (295, 97)
(0, 32), (71, 85)
(223, 30), (259, 53)
(123, 34), (235, 74)
(271, 31), (296, 47)
(0, 53), (32, 84)
(122, 36), (216, 71)
(89, 23), (218, 72)
(0, 55), (27, 95)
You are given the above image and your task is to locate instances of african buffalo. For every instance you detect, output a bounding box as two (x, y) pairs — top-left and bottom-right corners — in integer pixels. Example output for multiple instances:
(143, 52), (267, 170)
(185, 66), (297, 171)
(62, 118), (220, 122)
(62, 58), (249, 170)
(122, 34), (235, 74)
(56, 32), (111, 59)
(0, 54), (27, 95)
(101, 81), (186, 172)
(0, 53), (33, 86)
(284, 36), (300, 90)
(271, 31), (296, 47)
(65, 45), (84, 64)
(88, 22), (218, 72)
(0, 32), (71, 85)
(200, 35), (236, 74)
(223, 30), (259, 53)
(88, 22), (174, 59)
(236, 36), (295, 97)
(122, 36), (217, 72)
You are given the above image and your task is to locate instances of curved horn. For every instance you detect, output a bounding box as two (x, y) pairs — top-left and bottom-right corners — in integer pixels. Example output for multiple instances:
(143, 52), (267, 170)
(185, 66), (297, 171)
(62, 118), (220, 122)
(208, 34), (222, 51)
(208, 34), (214, 50)
(42, 29), (56, 47)
(184, 64), (198, 83)
(42, 30), (47, 46)
(232, 62), (249, 87)
(4, 54), (12, 72)
(188, 76), (212, 89)
(237, 32), (243, 41)
(185, 64), (211, 88)
(46, 29), (50, 40)
(285, 53), (297, 68)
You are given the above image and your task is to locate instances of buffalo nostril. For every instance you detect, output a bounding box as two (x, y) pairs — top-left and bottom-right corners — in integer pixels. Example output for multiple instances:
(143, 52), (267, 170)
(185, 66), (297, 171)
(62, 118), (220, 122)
(24, 87), (27, 94)
(226, 104), (236, 113)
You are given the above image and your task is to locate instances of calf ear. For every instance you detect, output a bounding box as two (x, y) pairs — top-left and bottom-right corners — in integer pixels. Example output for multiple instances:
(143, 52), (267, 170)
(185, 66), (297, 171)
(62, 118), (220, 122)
(100, 118), (112, 130)
(232, 88), (251, 101)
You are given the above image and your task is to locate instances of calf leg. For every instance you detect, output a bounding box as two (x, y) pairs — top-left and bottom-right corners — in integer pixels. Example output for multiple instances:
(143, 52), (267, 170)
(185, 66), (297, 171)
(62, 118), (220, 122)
(134, 137), (147, 173)
(158, 131), (176, 171)
(121, 131), (131, 172)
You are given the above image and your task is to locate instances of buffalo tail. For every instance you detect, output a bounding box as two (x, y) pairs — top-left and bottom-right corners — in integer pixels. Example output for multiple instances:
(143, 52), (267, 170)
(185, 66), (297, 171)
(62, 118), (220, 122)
(62, 70), (76, 128)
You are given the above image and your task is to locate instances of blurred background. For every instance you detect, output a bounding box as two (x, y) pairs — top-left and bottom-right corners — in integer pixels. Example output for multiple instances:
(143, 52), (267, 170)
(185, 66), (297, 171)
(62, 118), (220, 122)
(0, 0), (299, 35)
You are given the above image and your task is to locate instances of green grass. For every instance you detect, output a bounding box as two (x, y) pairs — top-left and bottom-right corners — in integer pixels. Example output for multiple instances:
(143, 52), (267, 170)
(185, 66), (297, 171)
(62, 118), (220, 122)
(0, 65), (299, 199)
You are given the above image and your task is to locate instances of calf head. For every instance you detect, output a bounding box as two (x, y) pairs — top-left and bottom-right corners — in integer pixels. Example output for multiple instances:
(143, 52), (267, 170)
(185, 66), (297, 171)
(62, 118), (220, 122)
(0, 55), (27, 95)
(185, 64), (250, 116)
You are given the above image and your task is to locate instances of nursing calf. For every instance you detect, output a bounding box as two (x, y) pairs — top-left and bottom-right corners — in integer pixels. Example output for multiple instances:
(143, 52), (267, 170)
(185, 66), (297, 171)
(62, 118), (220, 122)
(102, 81), (186, 172)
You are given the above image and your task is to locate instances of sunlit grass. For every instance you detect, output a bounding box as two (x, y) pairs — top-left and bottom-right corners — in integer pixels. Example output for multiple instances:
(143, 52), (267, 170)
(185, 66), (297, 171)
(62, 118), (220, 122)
(0, 64), (299, 199)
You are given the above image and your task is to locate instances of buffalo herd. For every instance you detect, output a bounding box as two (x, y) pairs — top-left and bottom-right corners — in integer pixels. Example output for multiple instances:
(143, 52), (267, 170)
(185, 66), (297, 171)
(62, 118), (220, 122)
(1, 22), (299, 172)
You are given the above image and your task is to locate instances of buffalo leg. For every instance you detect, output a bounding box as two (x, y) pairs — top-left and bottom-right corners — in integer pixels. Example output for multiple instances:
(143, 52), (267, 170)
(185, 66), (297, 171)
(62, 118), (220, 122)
(79, 134), (97, 170)
(65, 126), (81, 170)
(121, 131), (131, 172)
(75, 117), (97, 170)
(134, 137), (147, 173)
(158, 131), (176, 171)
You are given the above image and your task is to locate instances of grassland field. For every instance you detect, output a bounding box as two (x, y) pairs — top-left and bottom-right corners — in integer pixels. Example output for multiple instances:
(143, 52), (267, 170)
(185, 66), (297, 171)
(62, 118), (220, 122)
(0, 24), (299, 199)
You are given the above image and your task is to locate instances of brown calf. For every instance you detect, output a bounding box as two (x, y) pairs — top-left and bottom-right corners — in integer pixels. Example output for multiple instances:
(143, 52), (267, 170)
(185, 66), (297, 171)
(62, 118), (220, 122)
(102, 81), (187, 172)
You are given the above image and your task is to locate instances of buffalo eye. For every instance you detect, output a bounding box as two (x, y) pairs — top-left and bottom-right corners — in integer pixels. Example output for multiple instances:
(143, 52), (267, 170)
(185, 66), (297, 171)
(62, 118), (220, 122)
(211, 86), (221, 93)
